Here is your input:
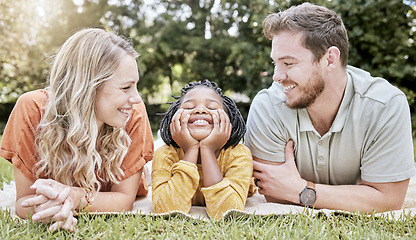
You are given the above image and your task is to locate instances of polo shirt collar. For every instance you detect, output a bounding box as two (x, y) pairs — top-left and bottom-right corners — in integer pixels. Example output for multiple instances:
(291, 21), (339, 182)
(298, 69), (354, 134)
(298, 108), (313, 132)
(331, 72), (353, 132)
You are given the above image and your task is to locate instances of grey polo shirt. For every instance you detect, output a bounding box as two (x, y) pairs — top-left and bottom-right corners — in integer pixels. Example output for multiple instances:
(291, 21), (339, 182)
(245, 66), (415, 185)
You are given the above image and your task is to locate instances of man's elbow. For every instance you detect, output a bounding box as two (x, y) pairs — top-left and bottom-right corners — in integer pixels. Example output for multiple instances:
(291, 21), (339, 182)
(385, 198), (405, 211)
(364, 179), (409, 213)
(373, 195), (406, 213)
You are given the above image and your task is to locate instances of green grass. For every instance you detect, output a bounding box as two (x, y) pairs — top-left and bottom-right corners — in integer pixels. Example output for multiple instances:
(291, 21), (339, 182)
(0, 210), (415, 239)
(0, 133), (13, 187)
(1, 138), (416, 239)
(0, 157), (13, 189)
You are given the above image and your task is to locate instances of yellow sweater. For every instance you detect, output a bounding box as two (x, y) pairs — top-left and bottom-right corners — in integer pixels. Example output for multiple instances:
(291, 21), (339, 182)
(152, 144), (256, 219)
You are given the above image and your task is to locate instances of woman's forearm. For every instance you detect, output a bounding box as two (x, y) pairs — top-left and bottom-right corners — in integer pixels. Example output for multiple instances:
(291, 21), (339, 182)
(85, 171), (142, 212)
(85, 191), (136, 212)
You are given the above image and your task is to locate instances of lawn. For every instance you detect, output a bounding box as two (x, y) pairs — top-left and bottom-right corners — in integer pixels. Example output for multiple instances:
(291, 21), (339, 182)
(0, 139), (416, 239)
(0, 209), (415, 239)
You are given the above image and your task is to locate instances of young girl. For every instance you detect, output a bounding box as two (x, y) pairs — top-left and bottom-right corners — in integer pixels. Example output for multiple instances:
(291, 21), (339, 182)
(0, 28), (154, 231)
(152, 80), (256, 219)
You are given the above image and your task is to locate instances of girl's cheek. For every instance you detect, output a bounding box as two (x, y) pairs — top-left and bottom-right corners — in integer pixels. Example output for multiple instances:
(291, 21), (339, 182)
(209, 110), (219, 121)
(179, 110), (190, 121)
(207, 110), (217, 117)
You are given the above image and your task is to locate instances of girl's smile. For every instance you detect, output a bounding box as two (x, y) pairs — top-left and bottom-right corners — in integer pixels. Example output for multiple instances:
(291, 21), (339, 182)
(188, 115), (213, 125)
(180, 87), (223, 140)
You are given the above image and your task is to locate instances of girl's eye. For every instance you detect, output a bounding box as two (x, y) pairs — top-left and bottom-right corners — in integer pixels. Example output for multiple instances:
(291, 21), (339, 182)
(122, 86), (131, 90)
(284, 62), (293, 66)
(181, 104), (195, 110)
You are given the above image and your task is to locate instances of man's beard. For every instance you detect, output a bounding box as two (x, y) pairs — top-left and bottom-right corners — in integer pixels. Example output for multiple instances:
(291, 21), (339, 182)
(285, 71), (325, 109)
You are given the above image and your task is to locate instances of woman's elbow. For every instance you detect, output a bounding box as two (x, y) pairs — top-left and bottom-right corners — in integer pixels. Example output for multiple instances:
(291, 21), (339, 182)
(123, 203), (134, 211)
(16, 209), (31, 219)
(116, 194), (137, 212)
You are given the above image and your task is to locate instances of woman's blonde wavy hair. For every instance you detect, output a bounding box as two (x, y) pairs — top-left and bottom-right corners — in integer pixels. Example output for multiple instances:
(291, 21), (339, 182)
(35, 28), (139, 191)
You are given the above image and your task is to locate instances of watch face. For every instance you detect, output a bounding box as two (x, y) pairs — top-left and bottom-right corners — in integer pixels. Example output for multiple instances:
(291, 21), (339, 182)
(300, 188), (316, 206)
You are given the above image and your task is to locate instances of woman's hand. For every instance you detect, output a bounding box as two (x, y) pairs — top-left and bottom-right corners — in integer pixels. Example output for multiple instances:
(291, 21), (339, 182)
(47, 199), (78, 232)
(170, 108), (199, 153)
(21, 179), (81, 231)
(14, 167), (79, 232)
(200, 109), (231, 153)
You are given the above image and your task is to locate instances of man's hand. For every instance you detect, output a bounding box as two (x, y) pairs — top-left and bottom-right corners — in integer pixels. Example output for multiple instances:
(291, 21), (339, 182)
(253, 140), (306, 204)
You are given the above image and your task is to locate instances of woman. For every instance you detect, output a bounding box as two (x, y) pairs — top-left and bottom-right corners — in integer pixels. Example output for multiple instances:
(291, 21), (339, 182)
(0, 28), (154, 231)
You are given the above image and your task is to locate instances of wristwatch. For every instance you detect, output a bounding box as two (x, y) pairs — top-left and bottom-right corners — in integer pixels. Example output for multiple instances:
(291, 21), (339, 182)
(299, 181), (316, 206)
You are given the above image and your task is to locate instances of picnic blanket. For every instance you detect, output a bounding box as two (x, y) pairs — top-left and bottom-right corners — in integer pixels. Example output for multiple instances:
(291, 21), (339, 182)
(2, 137), (416, 220)
(2, 159), (416, 220)
(138, 161), (416, 220)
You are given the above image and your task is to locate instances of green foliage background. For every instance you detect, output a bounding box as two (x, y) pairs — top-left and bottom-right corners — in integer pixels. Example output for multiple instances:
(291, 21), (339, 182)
(1, 0), (415, 135)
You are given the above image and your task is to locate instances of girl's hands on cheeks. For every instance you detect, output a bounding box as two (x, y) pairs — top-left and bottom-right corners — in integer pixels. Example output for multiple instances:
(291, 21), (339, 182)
(200, 109), (231, 152)
(170, 108), (199, 153)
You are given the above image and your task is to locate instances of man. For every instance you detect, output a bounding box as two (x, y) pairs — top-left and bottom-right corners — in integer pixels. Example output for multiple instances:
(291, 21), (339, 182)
(245, 2), (415, 212)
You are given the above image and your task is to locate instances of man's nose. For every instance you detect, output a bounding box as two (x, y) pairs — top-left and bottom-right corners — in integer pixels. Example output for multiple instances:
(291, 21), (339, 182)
(273, 66), (288, 83)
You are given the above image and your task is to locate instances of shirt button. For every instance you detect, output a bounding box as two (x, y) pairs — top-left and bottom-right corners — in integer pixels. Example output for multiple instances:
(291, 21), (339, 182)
(318, 141), (322, 145)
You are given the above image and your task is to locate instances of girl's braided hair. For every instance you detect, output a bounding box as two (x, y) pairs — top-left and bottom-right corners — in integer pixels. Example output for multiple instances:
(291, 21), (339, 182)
(159, 79), (246, 150)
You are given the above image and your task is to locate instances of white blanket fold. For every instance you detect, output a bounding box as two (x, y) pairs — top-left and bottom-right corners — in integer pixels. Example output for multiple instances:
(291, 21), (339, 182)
(2, 176), (416, 220)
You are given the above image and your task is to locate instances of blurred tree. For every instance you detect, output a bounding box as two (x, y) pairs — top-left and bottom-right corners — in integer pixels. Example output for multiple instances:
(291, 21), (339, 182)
(0, 0), (107, 105)
(152, 0), (277, 99)
(104, 0), (415, 107)
(334, 0), (416, 92)
(101, 0), (278, 101)
(0, 0), (47, 104)
(1, 0), (415, 112)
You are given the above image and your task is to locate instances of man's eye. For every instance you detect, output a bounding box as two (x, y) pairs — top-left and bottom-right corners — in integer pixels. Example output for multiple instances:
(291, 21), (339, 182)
(284, 62), (293, 66)
(122, 86), (131, 90)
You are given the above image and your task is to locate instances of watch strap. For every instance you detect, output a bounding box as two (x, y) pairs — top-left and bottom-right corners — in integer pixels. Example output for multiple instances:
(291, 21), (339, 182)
(307, 181), (316, 191)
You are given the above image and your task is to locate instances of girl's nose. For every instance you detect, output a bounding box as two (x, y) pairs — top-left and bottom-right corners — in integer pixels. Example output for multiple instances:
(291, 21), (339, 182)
(194, 106), (207, 114)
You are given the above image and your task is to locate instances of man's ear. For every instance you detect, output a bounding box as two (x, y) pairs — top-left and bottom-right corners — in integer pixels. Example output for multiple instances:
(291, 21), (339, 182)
(326, 46), (341, 71)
